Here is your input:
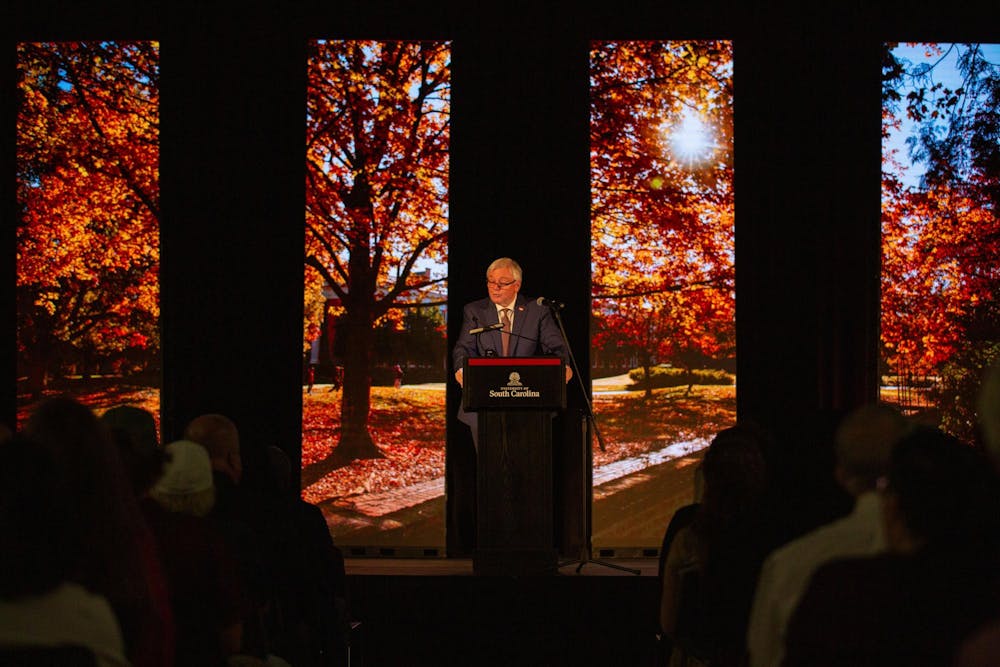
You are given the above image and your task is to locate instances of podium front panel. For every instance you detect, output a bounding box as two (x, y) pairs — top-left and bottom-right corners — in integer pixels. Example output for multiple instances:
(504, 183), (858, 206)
(476, 410), (556, 574)
(462, 356), (566, 411)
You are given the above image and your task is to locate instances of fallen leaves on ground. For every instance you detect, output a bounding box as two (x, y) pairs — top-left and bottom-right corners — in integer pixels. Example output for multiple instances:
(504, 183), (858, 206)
(301, 386), (446, 503)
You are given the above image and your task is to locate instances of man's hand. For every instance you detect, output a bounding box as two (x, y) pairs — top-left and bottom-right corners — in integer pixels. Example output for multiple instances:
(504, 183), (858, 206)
(455, 368), (464, 387)
(565, 365), (573, 383)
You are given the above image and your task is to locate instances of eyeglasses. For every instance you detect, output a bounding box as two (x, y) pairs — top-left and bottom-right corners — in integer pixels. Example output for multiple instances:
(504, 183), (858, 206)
(487, 279), (518, 289)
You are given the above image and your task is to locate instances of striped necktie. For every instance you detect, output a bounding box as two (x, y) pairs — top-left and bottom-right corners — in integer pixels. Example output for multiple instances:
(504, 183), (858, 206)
(501, 308), (512, 356)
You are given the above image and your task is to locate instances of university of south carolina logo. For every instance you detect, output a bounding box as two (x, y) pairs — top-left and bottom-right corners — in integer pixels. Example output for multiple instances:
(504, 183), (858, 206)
(489, 371), (540, 398)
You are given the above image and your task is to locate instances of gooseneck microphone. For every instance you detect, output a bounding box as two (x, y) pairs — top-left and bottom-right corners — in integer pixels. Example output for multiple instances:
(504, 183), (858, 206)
(536, 296), (565, 310)
(469, 322), (504, 335)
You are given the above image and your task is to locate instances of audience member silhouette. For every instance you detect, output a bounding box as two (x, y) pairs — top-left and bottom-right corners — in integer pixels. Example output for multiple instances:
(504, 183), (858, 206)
(101, 405), (167, 498)
(952, 358), (1000, 667)
(654, 463), (703, 664)
(0, 432), (130, 666)
(146, 439), (246, 666)
(257, 444), (350, 667)
(764, 408), (853, 546)
(22, 396), (174, 667)
(183, 413), (281, 663)
(784, 425), (1000, 666)
(746, 403), (912, 667)
(659, 424), (779, 667)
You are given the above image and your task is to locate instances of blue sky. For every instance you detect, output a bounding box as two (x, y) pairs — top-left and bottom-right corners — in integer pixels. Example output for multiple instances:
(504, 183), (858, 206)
(885, 42), (1000, 188)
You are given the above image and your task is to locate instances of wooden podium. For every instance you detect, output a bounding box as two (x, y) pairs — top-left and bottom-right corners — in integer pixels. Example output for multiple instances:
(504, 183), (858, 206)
(463, 356), (566, 576)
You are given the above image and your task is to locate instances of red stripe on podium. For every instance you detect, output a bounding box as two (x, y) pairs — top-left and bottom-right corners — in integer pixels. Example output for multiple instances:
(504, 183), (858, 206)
(467, 357), (561, 366)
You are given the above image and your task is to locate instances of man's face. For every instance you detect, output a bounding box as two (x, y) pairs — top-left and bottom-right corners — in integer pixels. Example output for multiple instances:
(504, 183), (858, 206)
(487, 266), (521, 306)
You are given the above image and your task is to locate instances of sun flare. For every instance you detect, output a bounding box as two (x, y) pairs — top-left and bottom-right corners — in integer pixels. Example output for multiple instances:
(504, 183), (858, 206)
(667, 108), (716, 166)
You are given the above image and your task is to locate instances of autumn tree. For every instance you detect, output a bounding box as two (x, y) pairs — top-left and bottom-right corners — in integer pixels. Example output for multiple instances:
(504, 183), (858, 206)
(16, 41), (160, 400)
(590, 41), (735, 389)
(305, 40), (449, 462)
(881, 43), (1000, 435)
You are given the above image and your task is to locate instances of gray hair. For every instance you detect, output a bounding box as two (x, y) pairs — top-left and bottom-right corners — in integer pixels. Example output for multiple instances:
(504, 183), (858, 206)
(486, 257), (522, 282)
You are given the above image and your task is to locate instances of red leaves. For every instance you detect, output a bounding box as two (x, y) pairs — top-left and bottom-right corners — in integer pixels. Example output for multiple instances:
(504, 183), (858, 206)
(300, 386), (445, 501)
(590, 41), (735, 371)
(304, 40), (450, 328)
(17, 41), (160, 376)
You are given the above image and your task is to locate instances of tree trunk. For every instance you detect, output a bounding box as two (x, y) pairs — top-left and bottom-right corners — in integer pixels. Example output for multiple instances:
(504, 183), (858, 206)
(331, 307), (384, 463)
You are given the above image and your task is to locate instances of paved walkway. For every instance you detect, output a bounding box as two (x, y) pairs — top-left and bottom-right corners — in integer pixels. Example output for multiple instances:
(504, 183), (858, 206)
(319, 435), (710, 517)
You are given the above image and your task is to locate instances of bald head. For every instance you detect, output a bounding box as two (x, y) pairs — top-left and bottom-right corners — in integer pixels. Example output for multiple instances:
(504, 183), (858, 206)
(183, 413), (242, 483)
(834, 403), (912, 494)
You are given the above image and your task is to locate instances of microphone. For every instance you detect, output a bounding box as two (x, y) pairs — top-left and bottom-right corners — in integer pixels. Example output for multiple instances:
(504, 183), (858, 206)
(469, 322), (504, 335)
(536, 296), (565, 310)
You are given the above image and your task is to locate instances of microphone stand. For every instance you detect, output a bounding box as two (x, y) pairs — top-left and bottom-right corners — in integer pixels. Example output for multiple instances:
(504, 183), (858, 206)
(545, 303), (641, 576)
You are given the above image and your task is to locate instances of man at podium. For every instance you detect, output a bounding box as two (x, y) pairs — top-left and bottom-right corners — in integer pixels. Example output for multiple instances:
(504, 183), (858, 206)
(450, 257), (572, 556)
(452, 256), (571, 444)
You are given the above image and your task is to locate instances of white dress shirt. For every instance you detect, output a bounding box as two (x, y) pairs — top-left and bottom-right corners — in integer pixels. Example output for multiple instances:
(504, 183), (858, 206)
(746, 491), (886, 667)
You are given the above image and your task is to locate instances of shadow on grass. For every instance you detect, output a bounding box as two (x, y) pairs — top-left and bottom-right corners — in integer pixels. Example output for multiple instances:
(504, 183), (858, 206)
(301, 385), (446, 488)
(16, 379), (161, 432)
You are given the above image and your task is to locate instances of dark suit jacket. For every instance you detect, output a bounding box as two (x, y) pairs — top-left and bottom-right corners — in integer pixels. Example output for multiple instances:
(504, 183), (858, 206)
(452, 293), (568, 430)
(784, 547), (999, 667)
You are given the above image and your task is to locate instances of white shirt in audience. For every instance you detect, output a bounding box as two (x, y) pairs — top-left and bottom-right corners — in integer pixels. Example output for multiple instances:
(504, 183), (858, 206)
(746, 491), (886, 667)
(0, 582), (130, 667)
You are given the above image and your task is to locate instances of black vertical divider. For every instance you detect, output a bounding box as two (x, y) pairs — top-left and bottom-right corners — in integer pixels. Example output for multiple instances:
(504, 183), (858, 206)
(735, 7), (882, 432)
(160, 6), (306, 487)
(447, 12), (591, 555)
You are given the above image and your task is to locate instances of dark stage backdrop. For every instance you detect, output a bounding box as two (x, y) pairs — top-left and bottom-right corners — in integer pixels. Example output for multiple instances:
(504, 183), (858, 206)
(5, 0), (997, 556)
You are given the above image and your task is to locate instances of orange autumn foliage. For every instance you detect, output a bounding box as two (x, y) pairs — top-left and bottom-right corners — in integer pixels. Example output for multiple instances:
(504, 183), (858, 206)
(17, 41), (160, 393)
(589, 41), (735, 377)
(305, 41), (450, 461)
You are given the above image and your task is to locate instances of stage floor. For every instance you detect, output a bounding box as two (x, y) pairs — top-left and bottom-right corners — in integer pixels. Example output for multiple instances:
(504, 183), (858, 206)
(344, 556), (659, 577)
(343, 556), (663, 666)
